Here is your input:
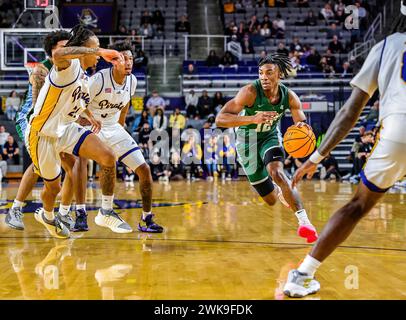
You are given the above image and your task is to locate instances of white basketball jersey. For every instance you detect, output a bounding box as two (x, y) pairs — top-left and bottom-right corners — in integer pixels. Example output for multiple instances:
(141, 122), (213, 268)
(88, 67), (137, 126)
(29, 59), (90, 138)
(350, 32), (406, 143)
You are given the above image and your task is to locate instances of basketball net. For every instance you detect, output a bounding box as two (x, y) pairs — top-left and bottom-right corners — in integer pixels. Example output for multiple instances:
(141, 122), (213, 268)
(24, 61), (40, 76)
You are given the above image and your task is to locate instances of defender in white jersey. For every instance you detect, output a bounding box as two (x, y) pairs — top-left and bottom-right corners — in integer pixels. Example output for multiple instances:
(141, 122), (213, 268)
(283, 2), (406, 298)
(85, 41), (163, 233)
(27, 25), (133, 238)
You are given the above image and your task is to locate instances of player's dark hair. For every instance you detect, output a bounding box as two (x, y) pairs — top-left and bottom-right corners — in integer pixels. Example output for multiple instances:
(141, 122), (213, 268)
(388, 13), (406, 35)
(65, 24), (96, 47)
(108, 41), (133, 53)
(43, 30), (70, 57)
(258, 53), (292, 78)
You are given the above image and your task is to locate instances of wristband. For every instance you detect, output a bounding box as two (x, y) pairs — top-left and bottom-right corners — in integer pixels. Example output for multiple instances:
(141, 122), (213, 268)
(309, 150), (325, 164)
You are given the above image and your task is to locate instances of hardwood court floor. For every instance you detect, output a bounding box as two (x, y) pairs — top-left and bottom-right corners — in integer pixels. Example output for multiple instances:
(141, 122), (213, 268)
(0, 179), (405, 300)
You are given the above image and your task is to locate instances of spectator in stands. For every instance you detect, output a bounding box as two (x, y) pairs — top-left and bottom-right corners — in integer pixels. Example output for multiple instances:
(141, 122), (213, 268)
(150, 153), (165, 181)
(259, 50), (267, 59)
(182, 134), (203, 180)
(219, 51), (238, 70)
(227, 34), (243, 54)
(276, 42), (289, 56)
(197, 90), (213, 119)
(175, 15), (191, 33)
(169, 108), (186, 131)
(296, 0), (309, 8)
(237, 21), (247, 40)
(328, 35), (344, 53)
(153, 108), (168, 132)
(129, 29), (142, 50)
(319, 56), (335, 77)
(272, 13), (286, 39)
(138, 22), (154, 39)
(303, 10), (318, 26)
(248, 15), (260, 33)
(219, 134), (237, 180)
(146, 89), (166, 116)
(324, 49), (336, 68)
(355, 1), (368, 30)
(360, 100), (379, 130)
(241, 34), (255, 54)
(250, 25), (265, 46)
(164, 151), (185, 181)
(320, 152), (341, 181)
(234, 1), (246, 13)
(306, 47), (321, 66)
(334, 0), (346, 13)
(225, 21), (237, 36)
(2, 135), (19, 165)
(212, 91), (225, 115)
(320, 3), (335, 25)
(132, 109), (153, 133)
(138, 122), (152, 158)
(351, 131), (374, 183)
(335, 7), (346, 26)
(340, 61), (353, 78)
(152, 10), (165, 31)
(206, 50), (220, 67)
(204, 135), (219, 181)
(185, 90), (199, 118)
(0, 148), (7, 182)
(290, 37), (304, 53)
(140, 10), (152, 25)
(134, 49), (149, 68)
(5, 90), (20, 121)
(117, 25), (128, 37)
(284, 155), (302, 178)
(185, 63), (196, 79)
(327, 22), (342, 39)
(275, 0), (287, 8)
(260, 15), (272, 38)
(0, 126), (10, 147)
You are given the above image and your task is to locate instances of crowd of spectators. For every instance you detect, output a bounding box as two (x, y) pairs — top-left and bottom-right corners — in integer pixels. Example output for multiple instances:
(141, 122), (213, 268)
(0, 125), (20, 182)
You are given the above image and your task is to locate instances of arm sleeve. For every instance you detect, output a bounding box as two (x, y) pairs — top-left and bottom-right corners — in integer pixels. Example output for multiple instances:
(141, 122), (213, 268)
(350, 39), (385, 97)
(49, 59), (81, 88)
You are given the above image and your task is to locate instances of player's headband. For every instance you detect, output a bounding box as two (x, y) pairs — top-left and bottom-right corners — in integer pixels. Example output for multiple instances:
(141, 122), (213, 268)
(402, 0), (406, 15)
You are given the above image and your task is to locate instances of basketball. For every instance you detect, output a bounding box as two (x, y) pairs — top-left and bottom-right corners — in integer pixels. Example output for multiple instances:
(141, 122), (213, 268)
(283, 125), (316, 158)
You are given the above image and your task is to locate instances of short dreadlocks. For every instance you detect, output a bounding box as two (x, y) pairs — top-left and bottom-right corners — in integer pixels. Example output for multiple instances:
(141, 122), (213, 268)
(65, 24), (96, 47)
(258, 53), (292, 78)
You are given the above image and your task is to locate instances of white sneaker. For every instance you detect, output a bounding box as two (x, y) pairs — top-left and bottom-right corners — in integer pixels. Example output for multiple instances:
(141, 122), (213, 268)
(283, 269), (320, 298)
(34, 208), (70, 239)
(95, 209), (133, 233)
(320, 167), (327, 180)
(273, 183), (290, 208)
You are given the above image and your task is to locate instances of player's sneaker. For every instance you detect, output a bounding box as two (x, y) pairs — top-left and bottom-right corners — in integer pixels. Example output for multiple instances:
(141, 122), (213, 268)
(34, 208), (70, 239)
(273, 182), (290, 208)
(56, 211), (75, 231)
(73, 209), (89, 232)
(95, 209), (132, 233)
(283, 269), (320, 298)
(138, 213), (164, 233)
(5, 207), (24, 230)
(295, 210), (318, 243)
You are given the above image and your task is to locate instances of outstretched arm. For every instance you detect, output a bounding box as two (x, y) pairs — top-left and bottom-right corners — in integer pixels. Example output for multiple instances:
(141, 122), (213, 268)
(215, 84), (276, 128)
(30, 63), (49, 106)
(291, 86), (370, 187)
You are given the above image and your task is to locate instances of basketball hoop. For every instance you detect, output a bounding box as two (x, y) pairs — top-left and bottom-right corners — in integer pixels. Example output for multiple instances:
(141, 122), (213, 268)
(24, 61), (40, 76)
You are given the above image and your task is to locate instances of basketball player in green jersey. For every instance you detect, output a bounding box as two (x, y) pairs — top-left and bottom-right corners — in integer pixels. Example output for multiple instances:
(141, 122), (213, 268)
(216, 53), (318, 243)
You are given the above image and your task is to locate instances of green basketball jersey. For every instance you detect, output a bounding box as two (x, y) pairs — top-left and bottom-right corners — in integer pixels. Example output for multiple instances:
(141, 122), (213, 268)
(236, 79), (290, 140)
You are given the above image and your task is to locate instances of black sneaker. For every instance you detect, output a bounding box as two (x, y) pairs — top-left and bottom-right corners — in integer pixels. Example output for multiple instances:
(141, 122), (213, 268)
(73, 209), (89, 232)
(138, 214), (164, 233)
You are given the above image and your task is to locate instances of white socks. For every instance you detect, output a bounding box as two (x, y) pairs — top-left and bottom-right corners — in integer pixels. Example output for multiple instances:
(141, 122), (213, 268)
(101, 195), (114, 211)
(295, 209), (311, 226)
(142, 211), (152, 220)
(12, 199), (24, 210)
(59, 204), (71, 216)
(298, 255), (321, 277)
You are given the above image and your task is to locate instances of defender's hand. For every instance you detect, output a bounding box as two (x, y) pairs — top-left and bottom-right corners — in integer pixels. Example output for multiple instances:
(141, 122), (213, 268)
(292, 159), (318, 188)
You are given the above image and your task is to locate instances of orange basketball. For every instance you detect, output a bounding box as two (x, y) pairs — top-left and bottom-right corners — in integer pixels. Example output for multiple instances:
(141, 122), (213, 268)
(283, 125), (316, 158)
